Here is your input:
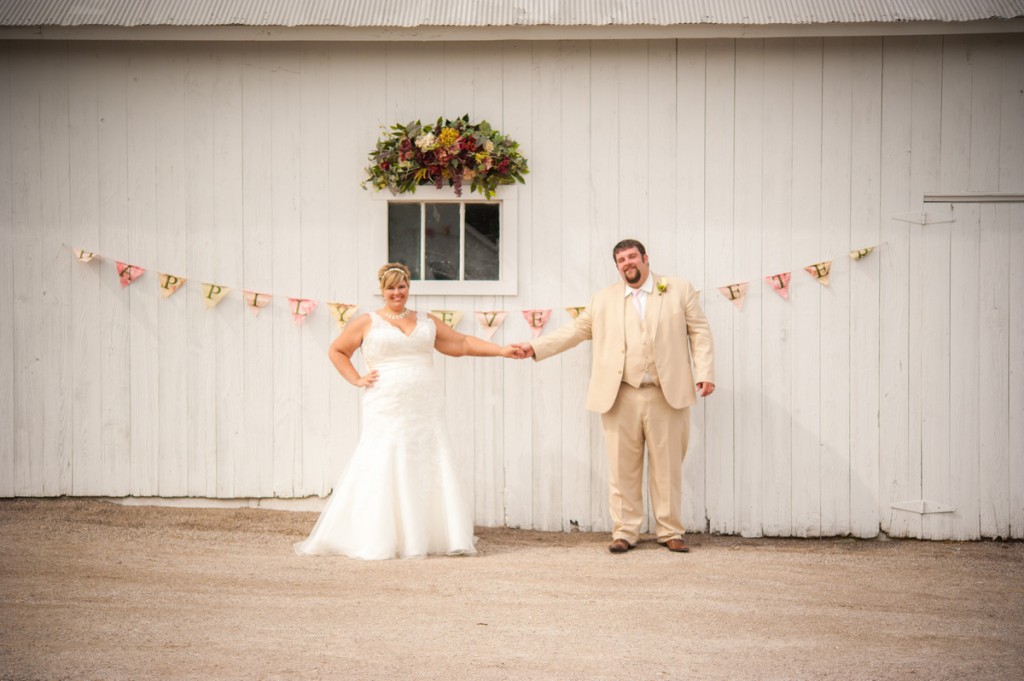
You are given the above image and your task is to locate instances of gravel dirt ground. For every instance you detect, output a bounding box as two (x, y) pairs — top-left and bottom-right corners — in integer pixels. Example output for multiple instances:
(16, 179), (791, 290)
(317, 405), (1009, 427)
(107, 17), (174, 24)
(1, 498), (1022, 680)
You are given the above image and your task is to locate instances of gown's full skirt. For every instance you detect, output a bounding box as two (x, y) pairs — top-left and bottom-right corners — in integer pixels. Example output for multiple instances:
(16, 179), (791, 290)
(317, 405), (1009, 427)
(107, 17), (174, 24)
(294, 313), (476, 560)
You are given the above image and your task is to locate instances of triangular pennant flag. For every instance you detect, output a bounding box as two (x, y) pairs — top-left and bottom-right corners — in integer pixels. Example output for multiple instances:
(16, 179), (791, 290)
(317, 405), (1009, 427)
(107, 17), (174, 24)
(243, 291), (272, 316)
(326, 302), (359, 331)
(475, 311), (508, 341)
(289, 298), (318, 325)
(522, 309), (551, 338)
(764, 272), (791, 300)
(804, 260), (832, 286)
(116, 261), (145, 288)
(565, 306), (587, 319)
(157, 273), (186, 298)
(431, 310), (463, 330)
(850, 246), (876, 260)
(74, 248), (98, 263)
(718, 282), (749, 310)
(201, 283), (230, 308)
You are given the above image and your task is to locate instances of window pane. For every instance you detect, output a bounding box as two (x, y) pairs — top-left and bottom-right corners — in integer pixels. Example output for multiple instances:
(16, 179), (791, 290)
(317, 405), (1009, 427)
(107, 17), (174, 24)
(388, 203), (421, 279)
(424, 203), (461, 281)
(465, 203), (500, 281)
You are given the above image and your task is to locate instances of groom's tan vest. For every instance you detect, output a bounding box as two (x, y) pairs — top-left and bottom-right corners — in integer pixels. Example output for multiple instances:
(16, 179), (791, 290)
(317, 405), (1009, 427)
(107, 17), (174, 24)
(622, 297), (660, 389)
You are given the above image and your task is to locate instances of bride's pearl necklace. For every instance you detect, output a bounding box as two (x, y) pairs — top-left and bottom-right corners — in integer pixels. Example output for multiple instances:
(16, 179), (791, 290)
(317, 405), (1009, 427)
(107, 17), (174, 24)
(381, 308), (410, 320)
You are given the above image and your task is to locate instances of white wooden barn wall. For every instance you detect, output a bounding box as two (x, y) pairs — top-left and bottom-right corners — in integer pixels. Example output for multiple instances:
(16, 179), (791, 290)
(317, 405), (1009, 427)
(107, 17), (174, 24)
(1, 35), (1022, 540)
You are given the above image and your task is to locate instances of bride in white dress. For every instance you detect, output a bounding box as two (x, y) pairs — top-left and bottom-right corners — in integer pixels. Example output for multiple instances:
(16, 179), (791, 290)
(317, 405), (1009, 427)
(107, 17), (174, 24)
(295, 263), (523, 560)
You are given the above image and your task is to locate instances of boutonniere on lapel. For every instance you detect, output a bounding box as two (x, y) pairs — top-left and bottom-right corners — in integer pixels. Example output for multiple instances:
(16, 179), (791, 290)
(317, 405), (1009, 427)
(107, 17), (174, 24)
(656, 277), (669, 295)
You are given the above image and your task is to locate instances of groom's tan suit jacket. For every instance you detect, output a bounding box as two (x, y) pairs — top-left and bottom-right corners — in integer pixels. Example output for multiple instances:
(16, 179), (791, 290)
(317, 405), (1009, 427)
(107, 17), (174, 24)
(531, 274), (715, 413)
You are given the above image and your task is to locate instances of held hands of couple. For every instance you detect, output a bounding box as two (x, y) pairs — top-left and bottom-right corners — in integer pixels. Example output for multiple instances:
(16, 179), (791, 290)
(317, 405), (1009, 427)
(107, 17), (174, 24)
(501, 344), (530, 359)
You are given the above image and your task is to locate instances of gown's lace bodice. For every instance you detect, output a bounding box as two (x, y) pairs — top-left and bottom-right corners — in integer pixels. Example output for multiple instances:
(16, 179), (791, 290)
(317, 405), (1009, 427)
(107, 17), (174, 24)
(362, 311), (435, 371)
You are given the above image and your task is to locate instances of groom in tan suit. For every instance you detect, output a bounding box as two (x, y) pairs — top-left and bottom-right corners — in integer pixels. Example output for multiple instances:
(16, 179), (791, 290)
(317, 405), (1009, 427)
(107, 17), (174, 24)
(516, 239), (715, 553)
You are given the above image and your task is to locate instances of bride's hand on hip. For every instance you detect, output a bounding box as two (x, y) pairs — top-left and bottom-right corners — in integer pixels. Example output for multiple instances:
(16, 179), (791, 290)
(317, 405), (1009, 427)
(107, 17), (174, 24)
(355, 370), (380, 388)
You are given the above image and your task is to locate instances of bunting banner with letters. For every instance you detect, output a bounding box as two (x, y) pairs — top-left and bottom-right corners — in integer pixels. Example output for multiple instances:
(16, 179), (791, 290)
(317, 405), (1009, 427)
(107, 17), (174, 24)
(764, 272), (792, 300)
(522, 309), (551, 338)
(475, 311), (508, 340)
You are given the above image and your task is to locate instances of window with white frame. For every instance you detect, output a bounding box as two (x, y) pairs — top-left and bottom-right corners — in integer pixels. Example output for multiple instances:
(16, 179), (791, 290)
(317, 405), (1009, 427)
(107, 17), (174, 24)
(373, 186), (517, 295)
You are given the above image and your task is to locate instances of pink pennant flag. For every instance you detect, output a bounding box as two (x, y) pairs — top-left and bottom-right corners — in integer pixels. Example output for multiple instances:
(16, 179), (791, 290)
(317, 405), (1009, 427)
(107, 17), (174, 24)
(850, 245), (876, 260)
(475, 311), (508, 341)
(764, 272), (791, 300)
(431, 310), (463, 330)
(289, 298), (318, 325)
(158, 273), (186, 298)
(522, 309), (551, 338)
(243, 291), (272, 316)
(804, 260), (832, 286)
(74, 248), (98, 263)
(565, 306), (587, 319)
(326, 302), (358, 331)
(718, 282), (749, 310)
(116, 261), (145, 288)
(201, 283), (230, 308)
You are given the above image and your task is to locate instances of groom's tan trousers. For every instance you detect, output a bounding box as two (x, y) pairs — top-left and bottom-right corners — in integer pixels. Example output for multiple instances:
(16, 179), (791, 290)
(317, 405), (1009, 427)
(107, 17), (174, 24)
(601, 383), (690, 544)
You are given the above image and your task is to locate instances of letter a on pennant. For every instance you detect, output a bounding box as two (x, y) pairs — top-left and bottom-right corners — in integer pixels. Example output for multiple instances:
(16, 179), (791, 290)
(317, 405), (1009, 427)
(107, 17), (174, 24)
(243, 291), (272, 316)
(718, 282), (749, 310)
(116, 261), (145, 288)
(326, 302), (358, 331)
(522, 309), (551, 338)
(289, 298), (318, 325)
(803, 260), (832, 286)
(201, 283), (230, 308)
(764, 272), (791, 300)
(158, 273), (187, 298)
(475, 311), (508, 341)
(431, 310), (463, 330)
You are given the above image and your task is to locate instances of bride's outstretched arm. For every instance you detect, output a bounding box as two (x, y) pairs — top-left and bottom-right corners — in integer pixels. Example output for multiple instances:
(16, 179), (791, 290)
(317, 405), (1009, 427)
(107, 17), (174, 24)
(328, 314), (379, 387)
(430, 314), (524, 359)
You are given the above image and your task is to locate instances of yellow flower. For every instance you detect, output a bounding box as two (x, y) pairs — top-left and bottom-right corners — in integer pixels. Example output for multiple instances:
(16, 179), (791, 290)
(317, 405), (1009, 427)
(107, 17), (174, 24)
(438, 127), (459, 148)
(656, 277), (669, 294)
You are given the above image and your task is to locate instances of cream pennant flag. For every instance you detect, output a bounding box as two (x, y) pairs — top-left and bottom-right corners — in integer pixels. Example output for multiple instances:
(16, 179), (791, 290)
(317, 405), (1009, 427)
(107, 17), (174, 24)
(718, 282), (749, 310)
(522, 309), (551, 338)
(850, 245), (876, 260)
(201, 283), (230, 308)
(475, 311), (508, 341)
(289, 298), (318, 325)
(764, 272), (791, 300)
(243, 291), (272, 316)
(74, 248), (98, 263)
(326, 302), (359, 331)
(804, 260), (832, 286)
(116, 261), (145, 288)
(431, 310), (463, 329)
(565, 306), (587, 319)
(157, 273), (186, 298)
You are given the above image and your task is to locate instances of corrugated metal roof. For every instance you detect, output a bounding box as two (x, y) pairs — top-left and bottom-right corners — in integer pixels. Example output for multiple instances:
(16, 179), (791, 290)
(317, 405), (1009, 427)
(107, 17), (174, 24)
(2, 0), (1023, 28)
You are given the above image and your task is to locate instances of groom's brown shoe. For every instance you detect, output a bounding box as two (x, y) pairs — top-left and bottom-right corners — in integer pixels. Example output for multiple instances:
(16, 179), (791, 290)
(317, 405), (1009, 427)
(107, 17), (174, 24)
(659, 538), (690, 553)
(608, 538), (633, 553)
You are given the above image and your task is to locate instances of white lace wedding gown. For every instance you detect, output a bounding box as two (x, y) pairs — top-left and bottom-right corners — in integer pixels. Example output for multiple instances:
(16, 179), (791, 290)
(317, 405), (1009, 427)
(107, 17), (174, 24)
(294, 312), (477, 560)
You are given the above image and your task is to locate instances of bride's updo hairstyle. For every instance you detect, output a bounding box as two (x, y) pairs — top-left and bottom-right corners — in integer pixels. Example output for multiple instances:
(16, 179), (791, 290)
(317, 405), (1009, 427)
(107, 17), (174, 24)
(378, 262), (411, 290)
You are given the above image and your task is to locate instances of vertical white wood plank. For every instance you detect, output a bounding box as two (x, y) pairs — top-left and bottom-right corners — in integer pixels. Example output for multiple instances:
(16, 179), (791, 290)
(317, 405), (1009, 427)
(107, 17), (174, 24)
(939, 35), (972, 194)
(528, 40), (563, 531)
(733, 38), (764, 537)
(819, 37), (853, 537)
(470, 40), (506, 528)
(878, 37), (915, 537)
(703, 39), (736, 535)
(36, 43), (72, 496)
(502, 40), (534, 528)
(912, 37), (947, 540)
(67, 43), (104, 497)
(126, 44), (161, 497)
(848, 37), (883, 538)
(96, 43), (132, 497)
(0, 42), (13, 497)
(948, 203), (981, 540)
(790, 38), (823, 537)
(968, 36), (1003, 193)
(297, 44), (333, 497)
(676, 39), (708, 533)
(760, 38), (794, 537)
(559, 40), (593, 531)
(978, 204), (1010, 538)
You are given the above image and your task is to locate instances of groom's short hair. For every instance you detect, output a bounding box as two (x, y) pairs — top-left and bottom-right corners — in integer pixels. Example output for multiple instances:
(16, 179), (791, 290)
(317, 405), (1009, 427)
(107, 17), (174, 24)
(612, 239), (647, 260)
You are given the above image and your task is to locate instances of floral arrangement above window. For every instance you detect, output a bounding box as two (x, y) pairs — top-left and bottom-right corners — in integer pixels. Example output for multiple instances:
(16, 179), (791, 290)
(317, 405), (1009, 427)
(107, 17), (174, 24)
(363, 115), (529, 199)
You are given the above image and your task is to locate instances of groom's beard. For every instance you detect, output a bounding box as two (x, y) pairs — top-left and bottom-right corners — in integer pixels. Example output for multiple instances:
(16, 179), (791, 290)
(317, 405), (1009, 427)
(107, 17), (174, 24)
(624, 268), (642, 285)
